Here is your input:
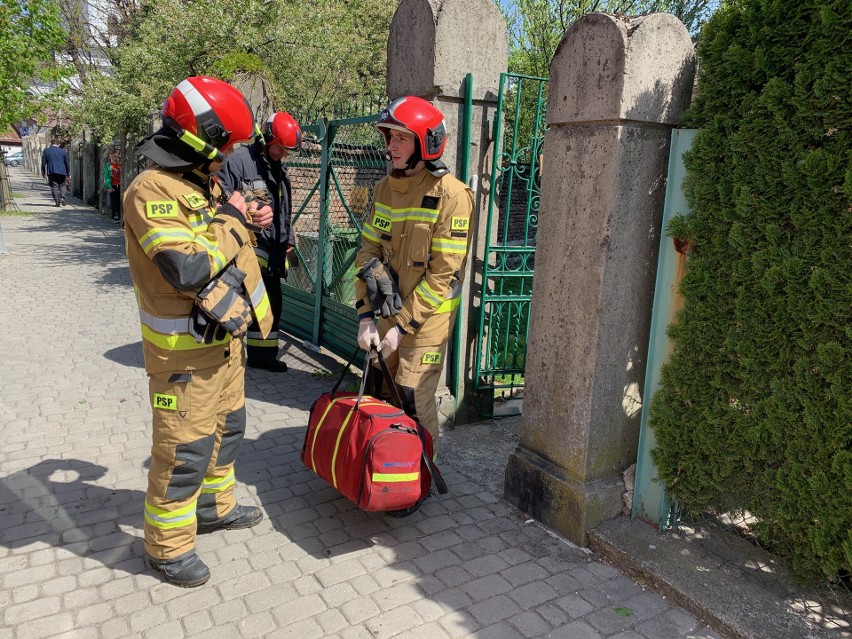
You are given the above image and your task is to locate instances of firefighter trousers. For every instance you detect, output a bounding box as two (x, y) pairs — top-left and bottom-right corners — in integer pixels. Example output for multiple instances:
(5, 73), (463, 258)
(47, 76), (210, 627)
(369, 342), (449, 445)
(144, 343), (247, 560)
(247, 271), (282, 365)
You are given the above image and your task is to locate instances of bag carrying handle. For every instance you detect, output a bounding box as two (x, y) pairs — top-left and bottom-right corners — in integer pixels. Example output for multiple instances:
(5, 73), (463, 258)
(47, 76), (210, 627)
(329, 348), (372, 411)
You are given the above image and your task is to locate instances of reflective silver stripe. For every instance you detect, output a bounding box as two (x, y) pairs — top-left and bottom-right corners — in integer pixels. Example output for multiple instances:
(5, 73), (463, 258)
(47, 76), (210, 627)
(254, 247), (270, 262)
(177, 79), (213, 117)
(249, 280), (267, 308)
(139, 309), (191, 334)
(247, 330), (278, 340)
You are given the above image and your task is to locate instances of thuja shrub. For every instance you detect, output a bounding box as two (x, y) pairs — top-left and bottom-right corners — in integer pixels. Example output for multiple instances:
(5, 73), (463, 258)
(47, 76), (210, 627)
(650, 0), (851, 580)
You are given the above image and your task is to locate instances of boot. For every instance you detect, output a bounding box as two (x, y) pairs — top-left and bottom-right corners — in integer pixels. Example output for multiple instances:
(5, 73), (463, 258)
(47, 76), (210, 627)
(197, 504), (263, 533)
(248, 359), (288, 373)
(148, 551), (210, 588)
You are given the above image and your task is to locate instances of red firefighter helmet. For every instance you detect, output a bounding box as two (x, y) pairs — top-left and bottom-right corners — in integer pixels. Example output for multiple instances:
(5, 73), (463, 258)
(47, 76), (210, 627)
(377, 96), (446, 162)
(262, 112), (302, 151)
(161, 76), (255, 161)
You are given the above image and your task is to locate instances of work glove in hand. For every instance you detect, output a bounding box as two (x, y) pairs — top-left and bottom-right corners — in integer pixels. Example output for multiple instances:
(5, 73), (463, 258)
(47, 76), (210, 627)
(189, 307), (229, 344)
(357, 258), (403, 318)
(191, 264), (253, 341)
(357, 318), (380, 352)
(379, 325), (403, 356)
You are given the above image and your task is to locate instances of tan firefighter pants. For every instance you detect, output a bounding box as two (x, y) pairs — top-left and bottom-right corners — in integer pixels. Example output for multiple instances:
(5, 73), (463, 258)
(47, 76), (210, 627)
(144, 344), (246, 560)
(370, 342), (449, 444)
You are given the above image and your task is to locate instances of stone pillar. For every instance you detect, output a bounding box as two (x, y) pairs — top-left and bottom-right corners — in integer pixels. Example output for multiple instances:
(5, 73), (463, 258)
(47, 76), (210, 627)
(387, 0), (508, 424)
(503, 13), (695, 545)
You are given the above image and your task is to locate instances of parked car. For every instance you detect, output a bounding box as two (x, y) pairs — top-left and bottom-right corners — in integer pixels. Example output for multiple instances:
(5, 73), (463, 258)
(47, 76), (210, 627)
(3, 151), (23, 167)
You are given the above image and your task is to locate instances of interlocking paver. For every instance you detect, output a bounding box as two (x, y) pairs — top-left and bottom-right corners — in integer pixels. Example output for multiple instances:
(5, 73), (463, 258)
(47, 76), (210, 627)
(0, 169), (724, 639)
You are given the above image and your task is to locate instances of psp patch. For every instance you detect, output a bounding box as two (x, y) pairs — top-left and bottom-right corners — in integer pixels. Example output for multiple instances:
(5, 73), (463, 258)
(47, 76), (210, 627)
(153, 393), (178, 411)
(421, 352), (442, 365)
(145, 200), (179, 218)
(182, 192), (207, 209)
(372, 210), (392, 233)
(451, 216), (470, 231)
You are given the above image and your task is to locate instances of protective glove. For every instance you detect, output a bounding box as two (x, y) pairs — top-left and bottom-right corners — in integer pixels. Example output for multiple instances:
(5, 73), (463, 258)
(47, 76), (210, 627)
(357, 258), (403, 318)
(191, 263), (253, 341)
(376, 270), (403, 318)
(188, 307), (229, 344)
(379, 324), (404, 356)
(357, 318), (380, 352)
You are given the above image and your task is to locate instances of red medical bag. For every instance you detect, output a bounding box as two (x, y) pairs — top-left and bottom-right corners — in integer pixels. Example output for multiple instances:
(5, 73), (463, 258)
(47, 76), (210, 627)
(301, 350), (446, 513)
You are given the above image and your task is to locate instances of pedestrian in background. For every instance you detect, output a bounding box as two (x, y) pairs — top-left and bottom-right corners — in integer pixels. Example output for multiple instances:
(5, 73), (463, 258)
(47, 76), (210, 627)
(41, 140), (70, 207)
(103, 149), (122, 223)
(218, 111), (302, 373)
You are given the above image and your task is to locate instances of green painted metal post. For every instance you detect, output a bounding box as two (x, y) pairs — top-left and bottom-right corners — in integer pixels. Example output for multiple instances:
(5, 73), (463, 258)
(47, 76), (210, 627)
(451, 73), (474, 412)
(311, 119), (331, 346)
(632, 128), (698, 528)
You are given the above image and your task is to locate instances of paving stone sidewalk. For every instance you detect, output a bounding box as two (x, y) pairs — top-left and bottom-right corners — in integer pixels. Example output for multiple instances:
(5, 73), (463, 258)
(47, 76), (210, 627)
(0, 166), (722, 639)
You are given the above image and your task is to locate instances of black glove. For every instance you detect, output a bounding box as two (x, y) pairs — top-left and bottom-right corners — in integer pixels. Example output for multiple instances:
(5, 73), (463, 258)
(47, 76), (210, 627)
(357, 257), (403, 318)
(376, 268), (403, 317)
(189, 307), (229, 344)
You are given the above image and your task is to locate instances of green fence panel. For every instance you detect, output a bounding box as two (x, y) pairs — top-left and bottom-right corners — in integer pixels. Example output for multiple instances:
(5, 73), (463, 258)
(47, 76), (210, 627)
(473, 73), (547, 416)
(280, 105), (386, 362)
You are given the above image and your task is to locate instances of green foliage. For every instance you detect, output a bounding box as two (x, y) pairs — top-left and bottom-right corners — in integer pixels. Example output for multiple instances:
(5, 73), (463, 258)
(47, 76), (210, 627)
(497, 0), (718, 79)
(651, 0), (851, 581)
(67, 0), (396, 141)
(0, 0), (70, 129)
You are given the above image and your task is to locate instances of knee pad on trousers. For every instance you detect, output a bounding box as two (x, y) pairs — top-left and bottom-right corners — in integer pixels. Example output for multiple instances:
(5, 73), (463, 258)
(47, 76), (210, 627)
(216, 406), (246, 468)
(165, 433), (216, 501)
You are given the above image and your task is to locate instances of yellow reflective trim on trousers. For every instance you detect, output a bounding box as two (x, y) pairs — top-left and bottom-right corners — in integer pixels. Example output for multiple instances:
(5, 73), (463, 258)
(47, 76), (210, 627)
(141, 324), (228, 350)
(252, 290), (271, 322)
(144, 500), (197, 530)
(201, 470), (235, 493)
(415, 281), (443, 309)
(372, 472), (419, 482)
(247, 338), (278, 347)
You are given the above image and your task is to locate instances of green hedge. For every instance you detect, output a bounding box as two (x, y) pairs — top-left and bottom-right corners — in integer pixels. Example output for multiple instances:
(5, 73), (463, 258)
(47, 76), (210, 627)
(650, 0), (851, 581)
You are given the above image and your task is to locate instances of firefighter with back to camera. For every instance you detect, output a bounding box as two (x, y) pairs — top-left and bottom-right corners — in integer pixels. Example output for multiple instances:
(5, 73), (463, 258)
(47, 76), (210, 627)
(123, 76), (274, 587)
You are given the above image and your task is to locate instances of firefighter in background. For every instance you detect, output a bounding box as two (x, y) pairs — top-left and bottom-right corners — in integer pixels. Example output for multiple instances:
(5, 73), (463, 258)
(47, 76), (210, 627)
(124, 76), (274, 587)
(354, 96), (474, 447)
(218, 111), (302, 373)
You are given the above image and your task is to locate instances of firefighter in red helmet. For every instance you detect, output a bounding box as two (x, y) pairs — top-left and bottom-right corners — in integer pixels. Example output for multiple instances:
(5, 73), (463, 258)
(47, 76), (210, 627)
(354, 96), (475, 466)
(123, 76), (273, 587)
(218, 111), (302, 372)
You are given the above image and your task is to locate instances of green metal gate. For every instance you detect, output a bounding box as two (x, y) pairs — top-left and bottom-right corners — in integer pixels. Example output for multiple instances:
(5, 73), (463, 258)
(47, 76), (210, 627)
(473, 73), (548, 415)
(280, 102), (387, 360)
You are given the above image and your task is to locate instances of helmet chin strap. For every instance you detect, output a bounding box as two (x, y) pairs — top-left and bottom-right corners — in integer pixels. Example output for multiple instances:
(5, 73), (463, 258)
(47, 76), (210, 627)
(163, 116), (224, 163)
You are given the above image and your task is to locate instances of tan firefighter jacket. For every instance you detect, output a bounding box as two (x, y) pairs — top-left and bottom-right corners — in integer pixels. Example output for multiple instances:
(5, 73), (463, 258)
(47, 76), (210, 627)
(124, 166), (272, 374)
(355, 170), (474, 347)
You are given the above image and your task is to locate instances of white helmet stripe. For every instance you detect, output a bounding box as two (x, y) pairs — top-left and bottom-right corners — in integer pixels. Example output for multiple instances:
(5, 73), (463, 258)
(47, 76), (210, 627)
(177, 79), (213, 117)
